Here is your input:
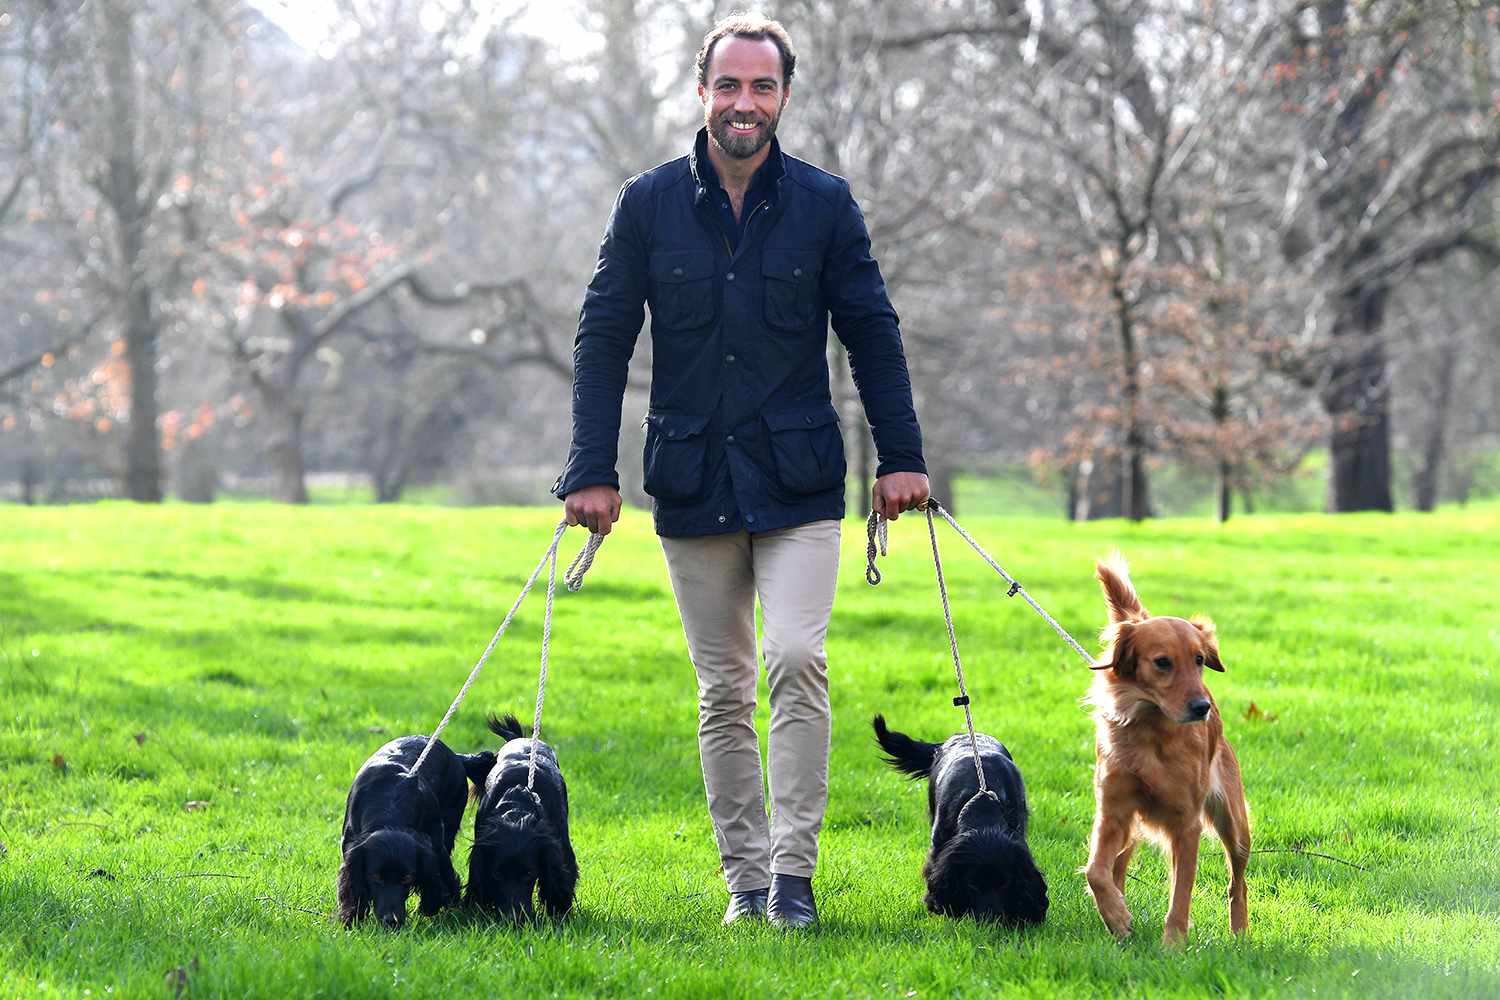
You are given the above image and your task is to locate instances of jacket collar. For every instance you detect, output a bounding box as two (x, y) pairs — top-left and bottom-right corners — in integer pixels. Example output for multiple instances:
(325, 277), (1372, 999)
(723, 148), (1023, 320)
(690, 127), (787, 207)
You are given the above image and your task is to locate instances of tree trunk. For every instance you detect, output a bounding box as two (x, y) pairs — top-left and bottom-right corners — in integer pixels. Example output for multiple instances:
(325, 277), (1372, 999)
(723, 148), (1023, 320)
(269, 403), (310, 503)
(1414, 341), (1458, 512)
(928, 464), (956, 516)
(104, 4), (162, 502)
(1112, 269), (1151, 520)
(1322, 279), (1394, 512)
(1212, 384), (1231, 523)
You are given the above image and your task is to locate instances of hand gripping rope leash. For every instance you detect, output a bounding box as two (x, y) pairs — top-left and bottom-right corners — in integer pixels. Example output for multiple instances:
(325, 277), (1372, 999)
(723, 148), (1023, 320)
(410, 520), (603, 790)
(866, 500), (1098, 795)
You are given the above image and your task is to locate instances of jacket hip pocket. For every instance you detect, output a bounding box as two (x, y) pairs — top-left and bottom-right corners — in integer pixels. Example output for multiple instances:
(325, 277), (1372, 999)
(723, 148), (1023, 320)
(764, 401), (845, 495)
(642, 411), (712, 501)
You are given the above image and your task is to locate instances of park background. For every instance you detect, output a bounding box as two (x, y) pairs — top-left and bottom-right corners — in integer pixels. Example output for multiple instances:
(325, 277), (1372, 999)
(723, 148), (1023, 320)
(2, 1), (1499, 997)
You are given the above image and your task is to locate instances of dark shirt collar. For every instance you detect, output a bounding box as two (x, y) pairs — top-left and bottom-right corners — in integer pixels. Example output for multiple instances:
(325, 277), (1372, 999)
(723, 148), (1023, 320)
(690, 127), (785, 206)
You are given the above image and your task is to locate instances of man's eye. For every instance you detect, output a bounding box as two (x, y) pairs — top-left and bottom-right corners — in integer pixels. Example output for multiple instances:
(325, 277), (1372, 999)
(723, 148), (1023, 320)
(1153, 657), (1173, 670)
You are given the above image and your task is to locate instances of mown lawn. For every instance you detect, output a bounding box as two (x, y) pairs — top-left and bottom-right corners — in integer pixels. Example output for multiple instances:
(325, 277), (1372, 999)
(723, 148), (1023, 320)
(1, 502), (1497, 998)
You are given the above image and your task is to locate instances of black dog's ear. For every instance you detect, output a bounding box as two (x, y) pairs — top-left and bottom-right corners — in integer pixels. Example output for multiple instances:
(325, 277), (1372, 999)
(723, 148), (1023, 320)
(922, 835), (974, 918)
(415, 840), (459, 917)
(537, 835), (578, 919)
(336, 839), (370, 927)
(463, 843), (490, 908)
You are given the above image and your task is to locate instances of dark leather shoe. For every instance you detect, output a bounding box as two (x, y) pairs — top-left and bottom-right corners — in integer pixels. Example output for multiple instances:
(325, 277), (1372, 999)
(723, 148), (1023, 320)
(722, 887), (768, 926)
(767, 873), (817, 930)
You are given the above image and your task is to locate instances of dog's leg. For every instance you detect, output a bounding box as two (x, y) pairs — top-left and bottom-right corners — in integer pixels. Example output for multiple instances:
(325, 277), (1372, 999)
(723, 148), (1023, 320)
(1111, 837), (1137, 894)
(1206, 747), (1251, 935)
(1162, 822), (1202, 945)
(1085, 811), (1134, 940)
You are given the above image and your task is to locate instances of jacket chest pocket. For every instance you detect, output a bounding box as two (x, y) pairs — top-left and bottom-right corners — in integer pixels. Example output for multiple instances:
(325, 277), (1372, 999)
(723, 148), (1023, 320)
(649, 251), (717, 331)
(642, 411), (712, 501)
(764, 401), (845, 495)
(762, 250), (822, 331)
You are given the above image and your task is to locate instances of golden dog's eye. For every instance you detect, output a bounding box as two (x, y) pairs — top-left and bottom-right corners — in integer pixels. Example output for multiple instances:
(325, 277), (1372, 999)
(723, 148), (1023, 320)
(1153, 656), (1172, 670)
(1195, 653), (1205, 666)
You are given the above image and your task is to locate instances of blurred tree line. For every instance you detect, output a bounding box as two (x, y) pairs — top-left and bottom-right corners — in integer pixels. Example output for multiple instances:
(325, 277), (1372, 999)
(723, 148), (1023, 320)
(2, 0), (1498, 518)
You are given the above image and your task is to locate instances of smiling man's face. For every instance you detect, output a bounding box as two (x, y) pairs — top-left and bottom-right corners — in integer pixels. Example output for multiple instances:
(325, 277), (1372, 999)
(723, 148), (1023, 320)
(698, 35), (789, 161)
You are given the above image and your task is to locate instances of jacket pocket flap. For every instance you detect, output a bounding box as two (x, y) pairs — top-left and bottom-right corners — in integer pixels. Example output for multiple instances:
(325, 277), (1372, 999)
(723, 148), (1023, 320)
(644, 411), (712, 439)
(761, 250), (817, 283)
(764, 401), (839, 433)
(650, 250), (715, 283)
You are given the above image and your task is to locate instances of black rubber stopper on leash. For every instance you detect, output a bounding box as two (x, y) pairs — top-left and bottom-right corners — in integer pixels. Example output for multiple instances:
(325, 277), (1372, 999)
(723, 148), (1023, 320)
(952, 695), (970, 707)
(1006, 580), (1021, 597)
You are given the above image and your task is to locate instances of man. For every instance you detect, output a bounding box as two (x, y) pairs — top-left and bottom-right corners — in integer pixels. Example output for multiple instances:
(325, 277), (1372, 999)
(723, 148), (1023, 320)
(553, 14), (928, 929)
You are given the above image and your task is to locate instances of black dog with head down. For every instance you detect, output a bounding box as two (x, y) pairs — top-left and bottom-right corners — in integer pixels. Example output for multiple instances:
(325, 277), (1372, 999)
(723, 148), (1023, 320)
(466, 713), (578, 920)
(873, 715), (1048, 925)
(336, 735), (495, 928)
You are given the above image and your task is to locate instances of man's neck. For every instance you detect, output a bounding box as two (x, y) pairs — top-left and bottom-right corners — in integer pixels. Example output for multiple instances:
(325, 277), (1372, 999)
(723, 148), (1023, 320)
(705, 137), (769, 196)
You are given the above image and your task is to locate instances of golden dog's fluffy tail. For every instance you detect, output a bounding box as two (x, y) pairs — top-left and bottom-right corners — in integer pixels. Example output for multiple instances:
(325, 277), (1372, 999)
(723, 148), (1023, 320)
(1096, 552), (1148, 623)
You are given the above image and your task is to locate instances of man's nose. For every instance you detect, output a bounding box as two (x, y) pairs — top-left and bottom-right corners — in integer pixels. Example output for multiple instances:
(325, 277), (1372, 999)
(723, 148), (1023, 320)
(733, 89), (757, 112)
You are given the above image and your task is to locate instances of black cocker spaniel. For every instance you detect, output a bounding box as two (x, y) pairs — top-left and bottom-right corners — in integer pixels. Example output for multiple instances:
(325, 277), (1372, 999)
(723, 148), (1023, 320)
(465, 713), (578, 921)
(873, 714), (1048, 926)
(336, 735), (495, 928)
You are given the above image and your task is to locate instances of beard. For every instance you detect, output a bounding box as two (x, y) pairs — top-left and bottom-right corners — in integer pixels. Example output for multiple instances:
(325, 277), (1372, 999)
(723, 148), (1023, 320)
(707, 103), (782, 160)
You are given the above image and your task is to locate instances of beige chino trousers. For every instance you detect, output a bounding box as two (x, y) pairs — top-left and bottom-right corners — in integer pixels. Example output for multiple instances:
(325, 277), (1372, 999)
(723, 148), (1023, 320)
(659, 519), (841, 891)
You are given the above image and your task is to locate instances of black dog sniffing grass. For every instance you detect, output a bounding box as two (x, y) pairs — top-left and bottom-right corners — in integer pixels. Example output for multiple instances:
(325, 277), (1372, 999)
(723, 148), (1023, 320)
(466, 713), (578, 921)
(337, 736), (496, 928)
(873, 714), (1048, 925)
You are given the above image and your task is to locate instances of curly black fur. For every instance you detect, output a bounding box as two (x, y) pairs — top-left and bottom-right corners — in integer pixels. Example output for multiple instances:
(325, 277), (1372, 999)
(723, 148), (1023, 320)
(873, 714), (1048, 926)
(336, 735), (494, 928)
(465, 713), (578, 921)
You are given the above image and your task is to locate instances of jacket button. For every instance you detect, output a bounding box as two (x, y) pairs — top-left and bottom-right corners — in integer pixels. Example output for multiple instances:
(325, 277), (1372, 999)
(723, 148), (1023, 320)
(726, 434), (736, 444)
(745, 514), (756, 524)
(804, 416), (814, 424)
(725, 354), (735, 363)
(672, 267), (683, 277)
(793, 267), (802, 277)
(717, 514), (727, 524)
(726, 272), (735, 281)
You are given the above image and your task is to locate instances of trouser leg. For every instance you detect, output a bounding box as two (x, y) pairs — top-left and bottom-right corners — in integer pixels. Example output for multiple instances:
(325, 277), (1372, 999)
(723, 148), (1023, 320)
(660, 531), (769, 891)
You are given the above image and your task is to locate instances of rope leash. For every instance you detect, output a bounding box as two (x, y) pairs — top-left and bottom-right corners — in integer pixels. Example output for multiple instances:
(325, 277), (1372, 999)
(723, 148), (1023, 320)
(866, 500), (1095, 668)
(921, 504), (988, 795)
(866, 498), (1097, 801)
(411, 520), (603, 777)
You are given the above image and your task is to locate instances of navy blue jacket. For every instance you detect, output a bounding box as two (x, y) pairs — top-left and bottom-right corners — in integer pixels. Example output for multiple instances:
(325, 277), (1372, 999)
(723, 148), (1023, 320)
(553, 129), (925, 537)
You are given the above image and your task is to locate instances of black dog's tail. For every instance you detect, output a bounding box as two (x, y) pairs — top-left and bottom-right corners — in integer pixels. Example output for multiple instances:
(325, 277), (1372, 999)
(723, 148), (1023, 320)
(872, 714), (940, 779)
(486, 712), (527, 741)
(459, 751), (497, 795)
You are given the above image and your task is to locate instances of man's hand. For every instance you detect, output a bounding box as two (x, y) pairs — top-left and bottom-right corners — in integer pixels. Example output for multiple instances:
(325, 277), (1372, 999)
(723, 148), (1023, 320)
(872, 471), (930, 520)
(564, 484), (623, 535)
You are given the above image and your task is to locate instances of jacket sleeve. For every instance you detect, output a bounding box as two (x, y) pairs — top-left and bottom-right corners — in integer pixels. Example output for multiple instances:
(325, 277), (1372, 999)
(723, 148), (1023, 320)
(823, 183), (927, 478)
(552, 179), (649, 500)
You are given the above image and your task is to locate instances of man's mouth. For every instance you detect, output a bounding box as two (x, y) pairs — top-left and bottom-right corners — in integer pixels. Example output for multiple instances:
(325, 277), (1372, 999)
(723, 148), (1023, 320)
(725, 119), (761, 134)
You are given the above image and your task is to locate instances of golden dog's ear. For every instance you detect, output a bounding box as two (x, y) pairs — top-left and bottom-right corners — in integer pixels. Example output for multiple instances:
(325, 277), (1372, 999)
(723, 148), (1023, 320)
(1093, 621), (1138, 677)
(1193, 615), (1225, 672)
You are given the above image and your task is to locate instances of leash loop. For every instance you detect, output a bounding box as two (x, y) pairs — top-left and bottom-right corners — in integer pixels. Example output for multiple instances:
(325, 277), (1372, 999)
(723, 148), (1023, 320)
(864, 508), (887, 585)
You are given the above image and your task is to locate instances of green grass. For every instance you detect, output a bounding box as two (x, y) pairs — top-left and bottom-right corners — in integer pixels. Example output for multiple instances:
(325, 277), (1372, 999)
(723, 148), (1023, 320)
(2, 503), (1497, 998)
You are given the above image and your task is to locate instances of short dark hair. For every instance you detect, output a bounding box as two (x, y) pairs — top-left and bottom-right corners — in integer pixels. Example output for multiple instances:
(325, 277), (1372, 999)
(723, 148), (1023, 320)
(696, 13), (797, 90)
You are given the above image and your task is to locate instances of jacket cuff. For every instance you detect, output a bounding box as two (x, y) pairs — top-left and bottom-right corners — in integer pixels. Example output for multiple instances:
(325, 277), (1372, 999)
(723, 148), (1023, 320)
(874, 458), (928, 479)
(552, 468), (620, 501)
